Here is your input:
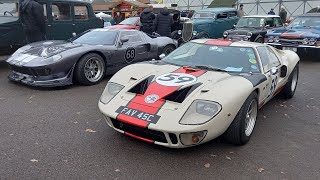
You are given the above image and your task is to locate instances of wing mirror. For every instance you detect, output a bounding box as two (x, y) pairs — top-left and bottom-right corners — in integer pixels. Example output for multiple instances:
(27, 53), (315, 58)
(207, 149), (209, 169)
(271, 67), (278, 75)
(72, 32), (77, 37)
(159, 53), (166, 59)
(120, 36), (129, 45)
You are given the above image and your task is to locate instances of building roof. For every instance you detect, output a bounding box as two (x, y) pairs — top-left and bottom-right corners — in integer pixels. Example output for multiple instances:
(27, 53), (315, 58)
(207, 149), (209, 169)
(92, 0), (149, 9)
(243, 15), (280, 18)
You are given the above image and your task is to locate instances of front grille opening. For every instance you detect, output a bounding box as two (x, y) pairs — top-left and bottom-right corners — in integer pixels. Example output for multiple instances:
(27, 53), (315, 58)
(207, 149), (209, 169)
(128, 75), (155, 95)
(111, 118), (167, 143)
(165, 83), (202, 103)
(169, 133), (178, 144)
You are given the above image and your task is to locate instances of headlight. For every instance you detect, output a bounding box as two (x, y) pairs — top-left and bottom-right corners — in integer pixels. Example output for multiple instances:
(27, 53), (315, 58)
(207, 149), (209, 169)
(192, 31), (197, 36)
(179, 100), (222, 125)
(223, 31), (228, 38)
(302, 38), (309, 45)
(52, 54), (62, 61)
(178, 30), (182, 35)
(41, 46), (65, 57)
(180, 131), (207, 146)
(309, 38), (316, 45)
(267, 36), (274, 43)
(274, 36), (280, 43)
(100, 82), (124, 104)
(243, 36), (249, 41)
(247, 32), (253, 38)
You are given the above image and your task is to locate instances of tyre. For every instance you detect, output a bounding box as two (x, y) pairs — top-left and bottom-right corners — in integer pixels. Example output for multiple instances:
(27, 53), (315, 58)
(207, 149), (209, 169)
(223, 92), (258, 145)
(277, 64), (299, 99)
(74, 53), (105, 86)
(161, 45), (176, 56)
(255, 37), (264, 43)
(170, 30), (180, 40)
(195, 32), (209, 39)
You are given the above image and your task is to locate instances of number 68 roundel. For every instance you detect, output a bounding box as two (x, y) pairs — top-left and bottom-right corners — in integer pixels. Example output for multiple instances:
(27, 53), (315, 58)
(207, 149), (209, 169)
(125, 47), (135, 63)
(156, 73), (197, 86)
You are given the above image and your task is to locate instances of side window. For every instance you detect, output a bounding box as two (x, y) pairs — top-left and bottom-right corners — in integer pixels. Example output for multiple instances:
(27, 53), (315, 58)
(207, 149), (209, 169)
(257, 46), (280, 72)
(42, 4), (47, 20)
(52, 3), (71, 21)
(274, 17), (283, 27)
(120, 31), (143, 44)
(228, 11), (237, 17)
(217, 12), (228, 19)
(265, 17), (274, 27)
(74, 5), (89, 20)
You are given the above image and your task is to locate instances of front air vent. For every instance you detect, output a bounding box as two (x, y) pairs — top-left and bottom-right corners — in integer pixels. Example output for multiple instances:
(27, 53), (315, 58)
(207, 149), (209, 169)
(165, 83), (202, 103)
(128, 75), (155, 95)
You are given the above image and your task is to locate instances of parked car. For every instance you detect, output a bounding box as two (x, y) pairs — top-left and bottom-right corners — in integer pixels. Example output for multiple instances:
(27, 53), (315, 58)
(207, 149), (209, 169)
(6, 29), (177, 87)
(171, 8), (239, 45)
(223, 15), (283, 43)
(265, 13), (320, 58)
(0, 0), (103, 56)
(107, 17), (141, 30)
(98, 39), (299, 148)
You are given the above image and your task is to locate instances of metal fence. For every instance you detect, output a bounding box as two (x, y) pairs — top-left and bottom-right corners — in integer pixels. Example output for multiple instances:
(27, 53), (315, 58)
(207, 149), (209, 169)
(163, 0), (320, 17)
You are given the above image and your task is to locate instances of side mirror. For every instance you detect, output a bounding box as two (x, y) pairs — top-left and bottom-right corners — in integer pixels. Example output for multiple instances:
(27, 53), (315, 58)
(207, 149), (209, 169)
(159, 53), (166, 59)
(72, 32), (77, 37)
(233, 24), (236, 29)
(280, 65), (288, 77)
(265, 24), (270, 28)
(120, 36), (129, 45)
(271, 67), (278, 75)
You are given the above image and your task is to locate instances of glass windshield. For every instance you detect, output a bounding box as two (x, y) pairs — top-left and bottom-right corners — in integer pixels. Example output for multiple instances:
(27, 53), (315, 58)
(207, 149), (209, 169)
(162, 42), (260, 73)
(72, 30), (118, 45)
(192, 12), (215, 19)
(237, 17), (265, 28)
(288, 16), (320, 28)
(0, 2), (19, 17)
(119, 17), (139, 25)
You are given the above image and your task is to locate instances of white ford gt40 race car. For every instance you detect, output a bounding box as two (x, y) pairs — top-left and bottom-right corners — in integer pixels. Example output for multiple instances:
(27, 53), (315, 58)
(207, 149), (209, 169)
(98, 39), (300, 148)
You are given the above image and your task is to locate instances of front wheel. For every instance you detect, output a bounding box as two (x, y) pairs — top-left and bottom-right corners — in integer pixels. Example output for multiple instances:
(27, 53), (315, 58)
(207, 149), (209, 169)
(161, 45), (176, 56)
(278, 64), (299, 99)
(195, 32), (209, 39)
(223, 92), (258, 145)
(255, 37), (264, 43)
(74, 53), (105, 86)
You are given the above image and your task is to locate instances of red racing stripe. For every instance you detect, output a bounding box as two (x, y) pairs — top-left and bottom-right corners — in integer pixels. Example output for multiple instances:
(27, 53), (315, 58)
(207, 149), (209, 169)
(124, 132), (154, 143)
(117, 67), (206, 128)
(205, 39), (234, 46)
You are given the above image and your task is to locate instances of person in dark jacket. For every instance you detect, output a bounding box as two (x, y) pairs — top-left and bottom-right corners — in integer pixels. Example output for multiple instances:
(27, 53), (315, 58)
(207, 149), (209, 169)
(268, 8), (275, 15)
(19, 0), (46, 43)
(279, 6), (287, 23)
(140, 6), (155, 35)
(154, 7), (173, 37)
(114, 12), (123, 24)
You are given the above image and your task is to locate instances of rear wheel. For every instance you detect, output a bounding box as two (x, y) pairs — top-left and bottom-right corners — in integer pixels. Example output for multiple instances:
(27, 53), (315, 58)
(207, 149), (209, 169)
(161, 45), (176, 56)
(196, 32), (209, 39)
(74, 53), (105, 86)
(278, 64), (299, 99)
(255, 37), (264, 43)
(223, 92), (258, 145)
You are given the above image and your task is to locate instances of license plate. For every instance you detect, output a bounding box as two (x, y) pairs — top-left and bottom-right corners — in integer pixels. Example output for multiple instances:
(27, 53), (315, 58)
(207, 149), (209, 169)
(116, 106), (160, 124)
(283, 47), (297, 52)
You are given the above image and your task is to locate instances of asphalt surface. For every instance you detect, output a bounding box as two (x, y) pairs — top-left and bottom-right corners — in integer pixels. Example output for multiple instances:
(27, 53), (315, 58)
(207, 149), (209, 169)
(0, 58), (319, 180)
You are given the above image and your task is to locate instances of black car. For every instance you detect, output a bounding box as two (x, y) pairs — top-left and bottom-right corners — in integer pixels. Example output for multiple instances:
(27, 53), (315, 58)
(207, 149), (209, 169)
(223, 15), (283, 43)
(6, 29), (177, 87)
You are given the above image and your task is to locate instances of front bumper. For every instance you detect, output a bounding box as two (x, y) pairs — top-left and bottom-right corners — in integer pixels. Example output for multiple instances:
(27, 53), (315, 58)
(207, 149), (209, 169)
(8, 68), (74, 87)
(98, 99), (234, 148)
(266, 43), (320, 56)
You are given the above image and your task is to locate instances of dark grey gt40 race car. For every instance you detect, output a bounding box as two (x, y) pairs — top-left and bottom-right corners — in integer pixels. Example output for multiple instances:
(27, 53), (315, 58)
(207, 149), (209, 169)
(6, 29), (177, 87)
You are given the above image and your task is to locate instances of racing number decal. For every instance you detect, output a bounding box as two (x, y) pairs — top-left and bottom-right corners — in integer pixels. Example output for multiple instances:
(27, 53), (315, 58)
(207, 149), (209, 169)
(125, 47), (135, 63)
(155, 73), (197, 86)
(268, 72), (279, 97)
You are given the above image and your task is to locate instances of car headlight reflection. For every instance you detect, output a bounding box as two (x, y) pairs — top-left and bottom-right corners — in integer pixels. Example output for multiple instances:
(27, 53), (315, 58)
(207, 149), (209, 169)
(179, 100), (222, 125)
(302, 38), (309, 45)
(178, 30), (182, 35)
(247, 32), (253, 38)
(100, 82), (124, 104)
(309, 38), (316, 45)
(267, 36), (274, 43)
(192, 31), (197, 36)
(223, 31), (228, 38)
(180, 131), (207, 146)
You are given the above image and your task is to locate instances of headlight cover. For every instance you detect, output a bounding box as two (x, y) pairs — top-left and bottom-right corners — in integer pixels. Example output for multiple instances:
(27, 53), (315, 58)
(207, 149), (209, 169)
(100, 82), (124, 104)
(309, 38), (316, 45)
(180, 131), (207, 146)
(247, 32), (253, 38)
(267, 36), (274, 43)
(41, 46), (65, 57)
(179, 100), (222, 125)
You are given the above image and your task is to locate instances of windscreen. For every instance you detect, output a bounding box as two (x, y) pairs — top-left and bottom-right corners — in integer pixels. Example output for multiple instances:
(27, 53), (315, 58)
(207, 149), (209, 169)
(192, 12), (215, 19)
(72, 29), (118, 45)
(237, 17), (265, 28)
(288, 16), (320, 29)
(162, 42), (260, 73)
(0, 2), (19, 17)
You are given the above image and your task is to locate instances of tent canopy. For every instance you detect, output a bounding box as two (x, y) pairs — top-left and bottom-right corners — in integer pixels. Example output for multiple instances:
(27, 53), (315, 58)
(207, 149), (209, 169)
(208, 0), (237, 8)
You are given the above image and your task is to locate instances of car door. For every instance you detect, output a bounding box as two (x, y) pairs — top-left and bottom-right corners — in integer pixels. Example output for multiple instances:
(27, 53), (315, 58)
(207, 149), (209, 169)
(116, 31), (150, 65)
(212, 12), (228, 38)
(47, 2), (74, 40)
(228, 11), (239, 28)
(256, 46), (282, 103)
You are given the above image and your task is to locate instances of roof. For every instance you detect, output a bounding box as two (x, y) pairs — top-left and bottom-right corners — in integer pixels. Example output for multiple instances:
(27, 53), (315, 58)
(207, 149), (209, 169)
(191, 39), (264, 48)
(243, 15), (280, 18)
(208, 0), (236, 8)
(197, 7), (236, 13)
(299, 13), (320, 17)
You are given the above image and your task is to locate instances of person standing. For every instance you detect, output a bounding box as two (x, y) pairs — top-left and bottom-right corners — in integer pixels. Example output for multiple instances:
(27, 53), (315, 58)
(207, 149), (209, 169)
(114, 12), (123, 24)
(279, 6), (287, 23)
(19, 0), (46, 43)
(238, 4), (245, 17)
(268, 8), (275, 15)
(154, 7), (173, 37)
(140, 6), (155, 35)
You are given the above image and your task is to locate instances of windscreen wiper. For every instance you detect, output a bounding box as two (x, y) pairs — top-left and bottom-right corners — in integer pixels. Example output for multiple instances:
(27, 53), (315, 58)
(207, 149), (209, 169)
(193, 65), (228, 72)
